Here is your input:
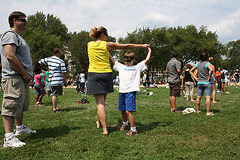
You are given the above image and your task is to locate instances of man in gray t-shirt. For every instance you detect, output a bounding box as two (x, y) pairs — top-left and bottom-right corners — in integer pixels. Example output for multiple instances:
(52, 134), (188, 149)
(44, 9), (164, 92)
(166, 51), (182, 112)
(0, 11), (36, 148)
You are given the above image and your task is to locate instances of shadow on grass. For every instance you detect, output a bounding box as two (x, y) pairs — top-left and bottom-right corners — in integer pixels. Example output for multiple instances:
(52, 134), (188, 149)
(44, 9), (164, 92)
(63, 106), (87, 112)
(108, 119), (172, 134)
(136, 121), (172, 133)
(23, 125), (80, 140)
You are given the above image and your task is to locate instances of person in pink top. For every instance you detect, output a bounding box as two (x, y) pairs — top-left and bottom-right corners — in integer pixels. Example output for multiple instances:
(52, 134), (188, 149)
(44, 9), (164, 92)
(34, 64), (43, 106)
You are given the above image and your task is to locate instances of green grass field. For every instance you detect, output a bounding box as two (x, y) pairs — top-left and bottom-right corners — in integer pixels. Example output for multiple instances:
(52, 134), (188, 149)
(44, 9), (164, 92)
(0, 85), (239, 159)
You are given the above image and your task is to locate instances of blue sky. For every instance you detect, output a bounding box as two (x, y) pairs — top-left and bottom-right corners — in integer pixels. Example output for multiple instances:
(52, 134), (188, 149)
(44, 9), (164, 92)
(1, 0), (240, 44)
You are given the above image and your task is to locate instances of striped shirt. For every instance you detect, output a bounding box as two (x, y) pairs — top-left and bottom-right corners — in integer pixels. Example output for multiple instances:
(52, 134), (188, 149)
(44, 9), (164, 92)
(39, 56), (66, 86)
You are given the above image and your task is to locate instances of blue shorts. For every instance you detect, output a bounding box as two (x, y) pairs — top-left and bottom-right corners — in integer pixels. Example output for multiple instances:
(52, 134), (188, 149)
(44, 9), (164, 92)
(34, 84), (43, 95)
(197, 83), (212, 96)
(118, 92), (136, 112)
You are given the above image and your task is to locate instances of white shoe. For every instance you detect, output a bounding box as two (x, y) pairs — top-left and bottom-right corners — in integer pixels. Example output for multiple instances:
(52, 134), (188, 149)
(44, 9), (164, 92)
(226, 91), (230, 93)
(15, 125), (37, 136)
(217, 90), (220, 93)
(3, 135), (26, 148)
(206, 112), (214, 116)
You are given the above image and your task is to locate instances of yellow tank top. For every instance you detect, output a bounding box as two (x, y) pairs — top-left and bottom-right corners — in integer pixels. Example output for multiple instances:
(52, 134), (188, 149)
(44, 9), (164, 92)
(88, 41), (112, 73)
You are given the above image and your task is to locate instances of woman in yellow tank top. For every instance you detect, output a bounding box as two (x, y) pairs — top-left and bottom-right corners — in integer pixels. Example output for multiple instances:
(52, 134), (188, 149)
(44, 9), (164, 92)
(87, 26), (149, 135)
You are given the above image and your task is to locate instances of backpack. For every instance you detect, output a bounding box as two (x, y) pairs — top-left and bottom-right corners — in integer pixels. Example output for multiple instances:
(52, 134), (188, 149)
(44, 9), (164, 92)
(221, 72), (225, 79)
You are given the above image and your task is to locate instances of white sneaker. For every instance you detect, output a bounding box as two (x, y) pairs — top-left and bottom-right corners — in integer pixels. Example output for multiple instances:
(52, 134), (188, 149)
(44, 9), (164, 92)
(217, 90), (220, 93)
(15, 125), (37, 136)
(3, 135), (26, 148)
(226, 91), (230, 93)
(206, 112), (214, 116)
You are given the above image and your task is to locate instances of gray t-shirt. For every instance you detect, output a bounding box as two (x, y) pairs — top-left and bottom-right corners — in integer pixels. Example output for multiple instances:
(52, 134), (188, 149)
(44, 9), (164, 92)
(195, 61), (211, 84)
(0, 29), (33, 79)
(166, 58), (181, 83)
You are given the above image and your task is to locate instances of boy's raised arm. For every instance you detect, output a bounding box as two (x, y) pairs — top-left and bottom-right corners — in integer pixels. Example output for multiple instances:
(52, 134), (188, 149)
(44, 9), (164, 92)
(144, 47), (152, 64)
(109, 53), (115, 65)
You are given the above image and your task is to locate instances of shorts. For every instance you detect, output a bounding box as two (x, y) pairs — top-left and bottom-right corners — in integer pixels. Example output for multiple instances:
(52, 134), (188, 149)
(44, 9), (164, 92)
(1, 76), (30, 117)
(51, 86), (63, 96)
(34, 84), (45, 95)
(197, 83), (212, 96)
(169, 82), (181, 97)
(221, 78), (228, 83)
(118, 92), (136, 112)
(210, 77), (216, 84)
(143, 82), (147, 86)
(236, 78), (239, 83)
(87, 72), (113, 95)
(45, 82), (51, 91)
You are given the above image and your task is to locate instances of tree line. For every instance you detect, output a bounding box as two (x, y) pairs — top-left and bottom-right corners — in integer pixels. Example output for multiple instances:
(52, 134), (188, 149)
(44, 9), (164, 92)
(19, 12), (240, 77)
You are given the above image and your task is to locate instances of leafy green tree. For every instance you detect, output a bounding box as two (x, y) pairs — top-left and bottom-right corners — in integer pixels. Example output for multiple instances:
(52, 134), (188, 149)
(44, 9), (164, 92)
(224, 40), (240, 73)
(22, 12), (69, 64)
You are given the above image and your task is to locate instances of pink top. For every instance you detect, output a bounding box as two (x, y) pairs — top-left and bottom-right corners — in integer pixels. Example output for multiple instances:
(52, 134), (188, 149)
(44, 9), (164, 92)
(35, 74), (42, 85)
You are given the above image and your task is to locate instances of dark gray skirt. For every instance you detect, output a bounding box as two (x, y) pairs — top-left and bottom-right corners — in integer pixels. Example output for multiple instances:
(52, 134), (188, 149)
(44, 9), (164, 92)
(86, 72), (114, 95)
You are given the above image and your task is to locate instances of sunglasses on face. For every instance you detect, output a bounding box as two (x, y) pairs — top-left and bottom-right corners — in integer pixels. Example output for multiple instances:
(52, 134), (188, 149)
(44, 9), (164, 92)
(124, 59), (132, 62)
(16, 18), (27, 23)
(104, 33), (108, 37)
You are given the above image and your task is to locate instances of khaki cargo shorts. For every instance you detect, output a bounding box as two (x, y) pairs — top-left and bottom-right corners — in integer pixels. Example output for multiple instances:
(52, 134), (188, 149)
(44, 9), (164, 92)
(1, 76), (30, 117)
(169, 82), (181, 97)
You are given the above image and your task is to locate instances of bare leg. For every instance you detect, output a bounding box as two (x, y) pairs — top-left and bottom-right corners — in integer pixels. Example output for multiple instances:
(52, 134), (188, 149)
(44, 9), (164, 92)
(3, 115), (15, 133)
(191, 95), (195, 101)
(121, 111), (128, 122)
(35, 94), (39, 103)
(169, 96), (176, 111)
(15, 113), (23, 126)
(196, 96), (201, 111)
(206, 96), (211, 113)
(126, 111), (135, 127)
(212, 83), (217, 103)
(225, 82), (228, 92)
(52, 95), (58, 110)
(94, 94), (108, 135)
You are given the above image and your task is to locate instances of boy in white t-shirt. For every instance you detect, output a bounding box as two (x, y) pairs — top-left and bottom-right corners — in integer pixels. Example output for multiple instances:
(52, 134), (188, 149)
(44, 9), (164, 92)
(109, 47), (151, 136)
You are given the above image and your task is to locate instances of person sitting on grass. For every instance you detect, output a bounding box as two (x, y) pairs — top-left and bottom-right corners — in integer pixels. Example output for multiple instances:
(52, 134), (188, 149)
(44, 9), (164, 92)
(110, 47), (151, 136)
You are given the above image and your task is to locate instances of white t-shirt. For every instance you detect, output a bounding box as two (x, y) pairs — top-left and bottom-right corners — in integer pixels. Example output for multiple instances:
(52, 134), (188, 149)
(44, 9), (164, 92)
(80, 73), (85, 83)
(113, 61), (147, 93)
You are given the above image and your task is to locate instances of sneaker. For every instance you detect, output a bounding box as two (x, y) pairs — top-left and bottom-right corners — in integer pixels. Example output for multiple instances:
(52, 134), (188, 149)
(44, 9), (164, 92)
(171, 109), (182, 113)
(206, 112), (214, 116)
(217, 90), (220, 93)
(35, 102), (42, 106)
(125, 130), (138, 136)
(76, 100), (82, 104)
(197, 111), (201, 114)
(226, 91), (230, 93)
(120, 124), (129, 131)
(15, 125), (37, 136)
(3, 135), (26, 148)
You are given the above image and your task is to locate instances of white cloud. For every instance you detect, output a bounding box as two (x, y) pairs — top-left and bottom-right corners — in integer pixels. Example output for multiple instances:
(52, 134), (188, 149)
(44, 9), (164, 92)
(142, 12), (177, 26)
(209, 9), (240, 43)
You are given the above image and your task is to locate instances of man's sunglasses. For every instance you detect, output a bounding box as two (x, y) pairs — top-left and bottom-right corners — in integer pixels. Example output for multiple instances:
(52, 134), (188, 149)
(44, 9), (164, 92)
(16, 19), (27, 23)
(124, 59), (132, 62)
